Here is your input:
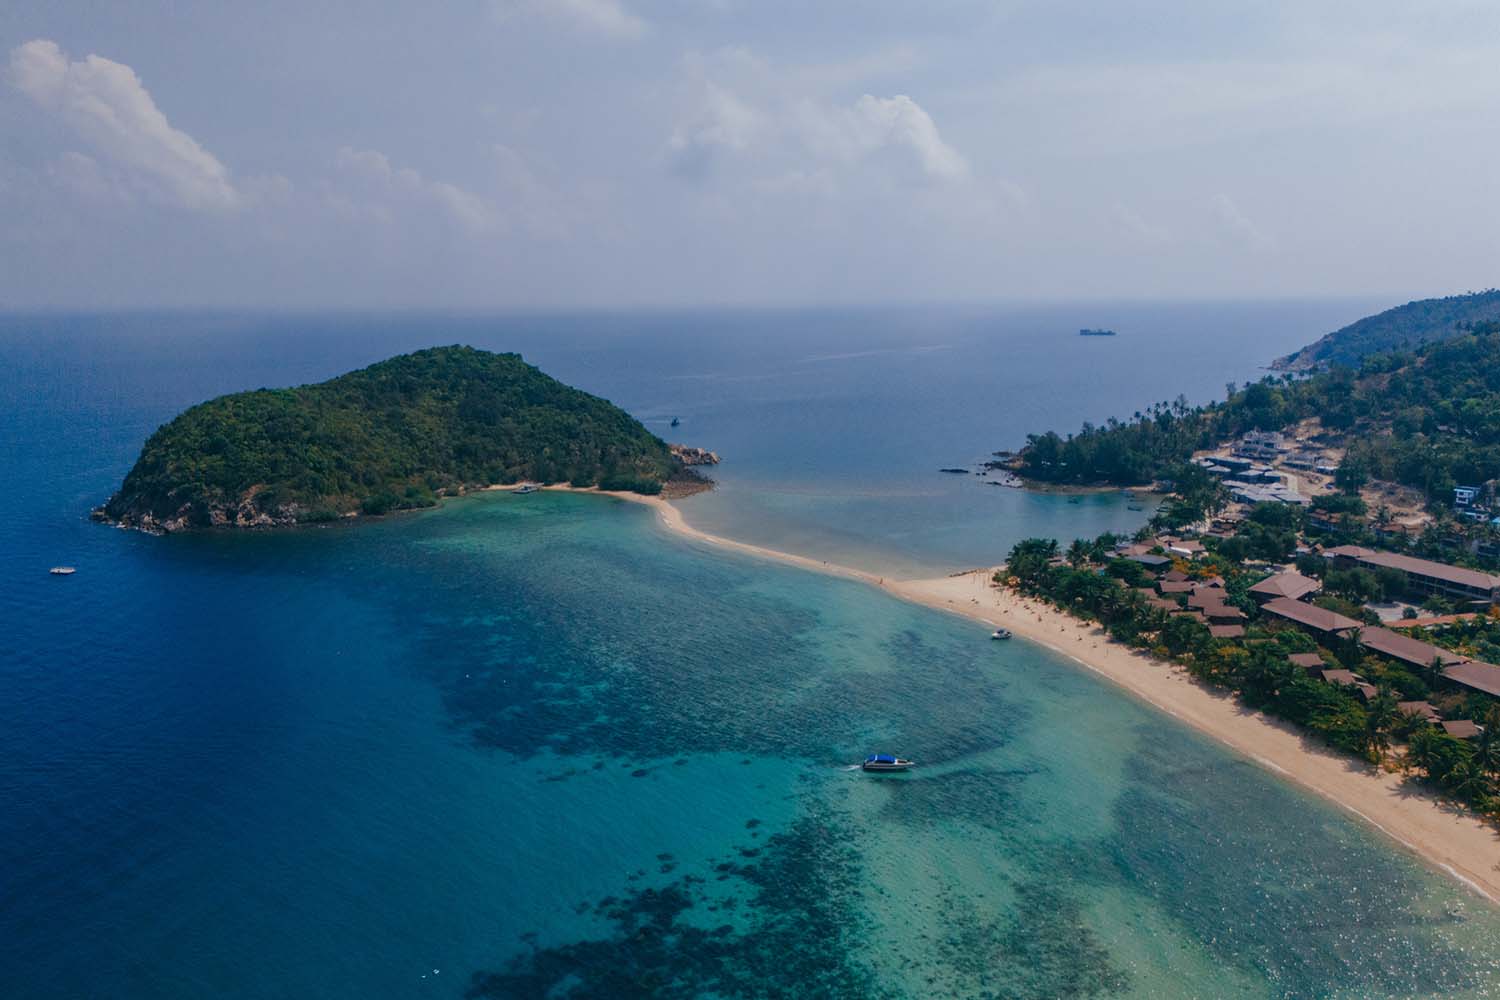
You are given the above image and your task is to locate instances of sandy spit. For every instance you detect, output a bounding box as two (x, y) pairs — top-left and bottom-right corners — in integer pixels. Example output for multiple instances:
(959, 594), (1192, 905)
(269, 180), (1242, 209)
(516, 484), (1500, 903)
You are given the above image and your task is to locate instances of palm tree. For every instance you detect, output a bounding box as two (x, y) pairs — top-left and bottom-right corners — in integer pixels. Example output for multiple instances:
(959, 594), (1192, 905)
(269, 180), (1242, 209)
(1444, 760), (1490, 804)
(1407, 726), (1442, 780)
(1472, 708), (1500, 782)
(1363, 691), (1399, 764)
(1339, 627), (1365, 670)
(1422, 653), (1449, 692)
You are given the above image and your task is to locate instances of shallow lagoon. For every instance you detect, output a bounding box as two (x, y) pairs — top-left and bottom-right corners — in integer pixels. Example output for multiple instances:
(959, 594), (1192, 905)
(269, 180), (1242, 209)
(8, 489), (1500, 998)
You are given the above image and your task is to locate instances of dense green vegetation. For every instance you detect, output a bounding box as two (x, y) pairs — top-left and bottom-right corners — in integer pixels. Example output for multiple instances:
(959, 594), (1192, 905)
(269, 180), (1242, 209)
(1275, 290), (1500, 370)
(105, 346), (678, 527)
(1019, 324), (1500, 508)
(1002, 533), (1500, 814)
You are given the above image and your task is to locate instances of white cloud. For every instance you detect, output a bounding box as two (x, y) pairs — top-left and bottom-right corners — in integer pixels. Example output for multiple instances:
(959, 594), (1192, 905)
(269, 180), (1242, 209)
(1111, 205), (1172, 246)
(492, 0), (647, 40)
(334, 147), (495, 232)
(8, 39), (238, 211)
(849, 95), (968, 181)
(1212, 193), (1272, 250)
(667, 58), (972, 189)
(667, 83), (762, 176)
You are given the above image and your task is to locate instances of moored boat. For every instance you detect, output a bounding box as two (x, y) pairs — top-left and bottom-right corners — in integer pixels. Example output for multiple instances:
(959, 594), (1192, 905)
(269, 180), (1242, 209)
(991, 628), (1011, 640)
(512, 484), (540, 494)
(49, 566), (76, 575)
(862, 754), (914, 772)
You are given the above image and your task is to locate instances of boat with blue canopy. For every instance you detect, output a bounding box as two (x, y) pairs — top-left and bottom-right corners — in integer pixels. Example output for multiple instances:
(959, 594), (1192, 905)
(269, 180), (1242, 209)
(862, 754), (914, 772)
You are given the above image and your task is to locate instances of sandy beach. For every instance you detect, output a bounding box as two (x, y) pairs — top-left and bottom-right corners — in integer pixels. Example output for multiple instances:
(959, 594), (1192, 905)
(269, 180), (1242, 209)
(535, 485), (1500, 903)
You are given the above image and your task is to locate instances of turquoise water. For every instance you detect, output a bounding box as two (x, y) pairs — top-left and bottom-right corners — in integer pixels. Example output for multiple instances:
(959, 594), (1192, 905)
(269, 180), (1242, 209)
(9, 490), (1500, 997)
(7, 305), (1500, 998)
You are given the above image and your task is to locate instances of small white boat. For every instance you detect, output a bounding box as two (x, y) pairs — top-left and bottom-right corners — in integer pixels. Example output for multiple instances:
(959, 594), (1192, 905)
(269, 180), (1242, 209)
(991, 628), (1011, 640)
(512, 484), (539, 495)
(50, 566), (76, 576)
(862, 754), (915, 772)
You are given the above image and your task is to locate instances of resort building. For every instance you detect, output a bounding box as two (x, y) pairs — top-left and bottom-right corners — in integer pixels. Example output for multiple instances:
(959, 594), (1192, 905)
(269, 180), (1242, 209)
(1398, 700), (1441, 722)
(1444, 660), (1500, 698)
(1260, 597), (1362, 636)
(1231, 431), (1287, 461)
(1356, 627), (1465, 672)
(1441, 720), (1483, 740)
(1288, 652), (1326, 675)
(1248, 571), (1320, 603)
(1323, 546), (1500, 607)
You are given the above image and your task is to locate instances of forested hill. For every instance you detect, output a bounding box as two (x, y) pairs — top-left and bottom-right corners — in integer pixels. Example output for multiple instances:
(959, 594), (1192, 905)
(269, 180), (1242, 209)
(1018, 324), (1500, 499)
(102, 346), (678, 531)
(1274, 290), (1500, 371)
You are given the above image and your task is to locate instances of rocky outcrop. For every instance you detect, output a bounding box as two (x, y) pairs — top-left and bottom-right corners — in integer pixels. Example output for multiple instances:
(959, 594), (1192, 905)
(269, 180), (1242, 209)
(670, 444), (721, 466)
(94, 492), (305, 534)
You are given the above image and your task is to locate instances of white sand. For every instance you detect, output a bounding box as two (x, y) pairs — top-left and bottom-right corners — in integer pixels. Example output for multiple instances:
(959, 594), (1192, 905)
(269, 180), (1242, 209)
(519, 485), (1500, 903)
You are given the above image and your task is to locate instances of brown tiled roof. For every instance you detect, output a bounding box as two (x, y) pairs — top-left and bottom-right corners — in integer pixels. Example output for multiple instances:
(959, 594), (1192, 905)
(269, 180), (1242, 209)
(1324, 546), (1500, 593)
(1209, 624), (1245, 639)
(1397, 700), (1440, 721)
(1187, 593), (1228, 609)
(1443, 660), (1500, 698)
(1249, 571), (1320, 602)
(1288, 652), (1326, 669)
(1162, 569), (1190, 582)
(1355, 683), (1379, 701)
(1206, 607), (1246, 623)
(1157, 581), (1195, 594)
(1320, 669), (1360, 687)
(1261, 598), (1362, 634)
(1357, 627), (1465, 670)
(1441, 719), (1482, 739)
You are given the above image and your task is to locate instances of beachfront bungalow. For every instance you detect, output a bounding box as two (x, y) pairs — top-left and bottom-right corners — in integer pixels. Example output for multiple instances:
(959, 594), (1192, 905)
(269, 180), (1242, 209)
(1206, 608), (1247, 625)
(1288, 652), (1327, 676)
(1186, 592), (1225, 610)
(1248, 571), (1321, 604)
(1260, 597), (1362, 636)
(1320, 668), (1361, 688)
(1157, 580), (1195, 595)
(1323, 545), (1500, 608)
(1441, 719), (1483, 740)
(1209, 624), (1245, 639)
(1126, 553), (1172, 573)
(1397, 700), (1441, 722)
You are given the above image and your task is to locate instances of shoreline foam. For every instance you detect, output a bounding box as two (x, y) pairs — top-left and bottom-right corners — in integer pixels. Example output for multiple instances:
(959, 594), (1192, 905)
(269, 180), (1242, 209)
(535, 484), (1500, 904)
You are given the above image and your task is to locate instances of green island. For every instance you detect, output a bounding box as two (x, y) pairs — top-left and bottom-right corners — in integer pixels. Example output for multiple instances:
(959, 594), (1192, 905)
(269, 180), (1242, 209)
(100, 345), (702, 532)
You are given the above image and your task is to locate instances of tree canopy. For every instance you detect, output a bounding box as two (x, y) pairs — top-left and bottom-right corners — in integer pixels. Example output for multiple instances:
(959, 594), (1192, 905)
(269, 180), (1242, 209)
(1017, 323), (1500, 504)
(104, 345), (677, 527)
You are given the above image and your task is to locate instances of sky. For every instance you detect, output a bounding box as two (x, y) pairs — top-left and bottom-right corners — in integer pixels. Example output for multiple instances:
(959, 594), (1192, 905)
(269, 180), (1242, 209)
(2, 0), (1498, 308)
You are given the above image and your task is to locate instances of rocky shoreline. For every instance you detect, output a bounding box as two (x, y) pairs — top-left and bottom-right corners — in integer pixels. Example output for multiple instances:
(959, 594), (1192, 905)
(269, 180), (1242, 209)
(96, 445), (724, 534)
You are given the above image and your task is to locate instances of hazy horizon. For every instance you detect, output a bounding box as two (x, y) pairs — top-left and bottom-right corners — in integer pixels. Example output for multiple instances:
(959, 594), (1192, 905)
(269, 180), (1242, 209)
(4, 2), (1498, 310)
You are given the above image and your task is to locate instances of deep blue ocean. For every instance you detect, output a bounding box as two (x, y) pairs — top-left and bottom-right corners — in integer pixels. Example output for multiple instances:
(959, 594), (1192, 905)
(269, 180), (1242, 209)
(6, 303), (1500, 999)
